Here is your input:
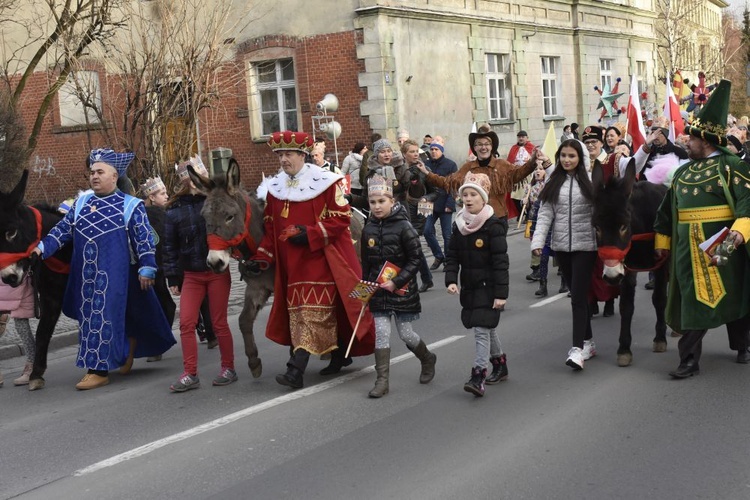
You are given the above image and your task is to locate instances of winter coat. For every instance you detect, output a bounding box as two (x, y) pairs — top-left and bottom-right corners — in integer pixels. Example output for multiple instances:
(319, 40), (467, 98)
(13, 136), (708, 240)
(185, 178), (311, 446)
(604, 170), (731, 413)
(350, 153), (409, 211)
(425, 155), (458, 213)
(341, 152), (364, 190)
(163, 194), (211, 287)
(0, 277), (34, 319)
(531, 173), (597, 253)
(403, 162), (437, 236)
(445, 216), (509, 329)
(361, 203), (422, 315)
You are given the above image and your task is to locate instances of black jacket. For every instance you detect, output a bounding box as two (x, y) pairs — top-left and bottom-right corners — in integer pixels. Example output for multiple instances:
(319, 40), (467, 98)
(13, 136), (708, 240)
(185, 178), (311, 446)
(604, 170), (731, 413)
(361, 203), (422, 315)
(163, 194), (210, 286)
(444, 215), (509, 328)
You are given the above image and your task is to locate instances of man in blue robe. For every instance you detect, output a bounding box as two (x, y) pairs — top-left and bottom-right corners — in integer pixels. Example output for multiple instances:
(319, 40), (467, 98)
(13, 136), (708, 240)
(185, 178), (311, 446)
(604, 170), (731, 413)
(34, 149), (175, 390)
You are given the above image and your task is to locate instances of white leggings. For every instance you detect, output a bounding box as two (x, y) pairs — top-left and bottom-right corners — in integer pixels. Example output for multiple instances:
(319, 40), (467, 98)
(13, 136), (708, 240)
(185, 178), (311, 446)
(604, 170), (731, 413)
(374, 315), (421, 350)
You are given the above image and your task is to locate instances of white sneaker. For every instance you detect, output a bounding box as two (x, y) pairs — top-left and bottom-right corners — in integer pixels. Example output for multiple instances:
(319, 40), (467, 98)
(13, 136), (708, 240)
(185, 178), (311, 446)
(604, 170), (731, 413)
(566, 347), (584, 370)
(581, 340), (597, 361)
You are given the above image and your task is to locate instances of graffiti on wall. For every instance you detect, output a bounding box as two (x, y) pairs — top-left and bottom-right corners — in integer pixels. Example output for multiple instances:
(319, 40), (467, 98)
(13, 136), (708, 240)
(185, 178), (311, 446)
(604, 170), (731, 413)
(32, 155), (56, 177)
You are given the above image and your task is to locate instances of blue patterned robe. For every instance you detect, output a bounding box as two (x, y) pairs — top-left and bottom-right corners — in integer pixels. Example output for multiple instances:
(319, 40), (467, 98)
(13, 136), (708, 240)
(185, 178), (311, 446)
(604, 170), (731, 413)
(40, 190), (175, 370)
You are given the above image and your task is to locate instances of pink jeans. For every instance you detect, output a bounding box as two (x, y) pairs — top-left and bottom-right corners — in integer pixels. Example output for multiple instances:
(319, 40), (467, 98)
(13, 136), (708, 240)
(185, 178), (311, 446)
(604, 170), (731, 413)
(179, 270), (234, 375)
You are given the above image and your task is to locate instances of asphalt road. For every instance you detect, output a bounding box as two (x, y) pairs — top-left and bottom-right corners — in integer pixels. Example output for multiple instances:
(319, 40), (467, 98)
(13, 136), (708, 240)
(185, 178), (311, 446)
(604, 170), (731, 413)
(2, 231), (750, 500)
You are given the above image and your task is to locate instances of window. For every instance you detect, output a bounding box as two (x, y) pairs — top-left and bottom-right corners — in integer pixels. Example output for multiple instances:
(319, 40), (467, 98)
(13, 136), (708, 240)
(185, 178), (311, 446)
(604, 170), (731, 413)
(541, 56), (561, 117)
(600, 59), (613, 90)
(58, 71), (101, 127)
(636, 60), (647, 95)
(254, 58), (297, 136)
(486, 53), (512, 121)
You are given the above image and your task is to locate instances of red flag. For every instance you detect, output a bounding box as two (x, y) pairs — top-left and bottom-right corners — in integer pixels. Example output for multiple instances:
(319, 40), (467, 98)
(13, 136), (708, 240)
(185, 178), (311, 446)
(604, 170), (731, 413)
(626, 74), (646, 153)
(664, 80), (684, 142)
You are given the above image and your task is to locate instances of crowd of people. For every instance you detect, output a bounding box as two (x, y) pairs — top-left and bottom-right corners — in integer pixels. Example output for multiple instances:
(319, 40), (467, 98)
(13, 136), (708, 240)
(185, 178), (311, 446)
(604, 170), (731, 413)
(2, 79), (750, 397)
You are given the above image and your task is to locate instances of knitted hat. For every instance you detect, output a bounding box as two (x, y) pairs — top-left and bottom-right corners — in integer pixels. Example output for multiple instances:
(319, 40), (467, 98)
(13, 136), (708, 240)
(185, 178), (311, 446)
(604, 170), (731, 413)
(685, 79), (730, 148)
(89, 148), (135, 177)
(429, 142), (445, 153)
(372, 138), (393, 156)
(368, 173), (393, 198)
(397, 129), (410, 140)
(459, 172), (491, 204)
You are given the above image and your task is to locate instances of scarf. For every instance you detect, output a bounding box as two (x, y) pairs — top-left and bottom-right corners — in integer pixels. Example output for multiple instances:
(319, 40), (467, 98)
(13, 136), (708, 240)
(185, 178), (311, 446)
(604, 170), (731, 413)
(455, 204), (494, 236)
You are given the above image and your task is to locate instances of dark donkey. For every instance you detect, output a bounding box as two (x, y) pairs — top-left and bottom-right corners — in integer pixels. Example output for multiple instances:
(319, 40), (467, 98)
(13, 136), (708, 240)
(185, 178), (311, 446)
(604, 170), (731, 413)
(591, 159), (669, 367)
(0, 170), (71, 390)
(187, 162), (366, 378)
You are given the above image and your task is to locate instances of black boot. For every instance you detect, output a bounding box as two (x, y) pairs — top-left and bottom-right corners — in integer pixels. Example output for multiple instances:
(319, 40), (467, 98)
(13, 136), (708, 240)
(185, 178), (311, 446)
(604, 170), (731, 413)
(590, 302), (599, 317)
(525, 266), (540, 282)
(276, 349), (310, 389)
(485, 354), (508, 384)
(559, 275), (569, 294)
(534, 279), (548, 297)
(319, 346), (353, 375)
(463, 367), (487, 397)
(408, 340), (436, 384)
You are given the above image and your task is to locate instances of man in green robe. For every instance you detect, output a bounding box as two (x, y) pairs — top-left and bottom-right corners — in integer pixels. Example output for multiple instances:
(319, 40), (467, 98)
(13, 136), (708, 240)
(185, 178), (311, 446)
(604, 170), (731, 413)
(654, 80), (750, 379)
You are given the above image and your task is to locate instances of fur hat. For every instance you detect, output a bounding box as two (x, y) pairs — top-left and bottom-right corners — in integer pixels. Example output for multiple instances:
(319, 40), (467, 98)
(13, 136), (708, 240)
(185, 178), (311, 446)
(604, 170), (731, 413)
(459, 172), (491, 204)
(368, 173), (393, 198)
(581, 126), (605, 143)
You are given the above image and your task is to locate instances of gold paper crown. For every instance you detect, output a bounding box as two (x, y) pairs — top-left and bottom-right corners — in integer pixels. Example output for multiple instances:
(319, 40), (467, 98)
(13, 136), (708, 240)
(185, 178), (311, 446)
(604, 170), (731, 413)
(175, 156), (208, 182)
(141, 176), (166, 196)
(368, 173), (393, 198)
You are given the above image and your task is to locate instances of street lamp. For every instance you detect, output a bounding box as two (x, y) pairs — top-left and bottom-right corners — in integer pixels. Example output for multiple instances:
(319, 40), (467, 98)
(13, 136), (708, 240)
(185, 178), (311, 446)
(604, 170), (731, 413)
(312, 93), (342, 167)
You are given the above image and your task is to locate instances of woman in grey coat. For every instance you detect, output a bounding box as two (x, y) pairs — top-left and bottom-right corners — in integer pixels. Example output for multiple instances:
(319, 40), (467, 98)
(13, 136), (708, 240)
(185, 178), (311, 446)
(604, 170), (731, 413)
(531, 139), (597, 371)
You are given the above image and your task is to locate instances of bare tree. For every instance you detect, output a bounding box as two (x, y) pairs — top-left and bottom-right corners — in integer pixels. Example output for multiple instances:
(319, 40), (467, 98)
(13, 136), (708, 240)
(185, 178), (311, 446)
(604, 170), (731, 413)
(654, 0), (709, 79)
(66, 0), (259, 193)
(0, 0), (126, 172)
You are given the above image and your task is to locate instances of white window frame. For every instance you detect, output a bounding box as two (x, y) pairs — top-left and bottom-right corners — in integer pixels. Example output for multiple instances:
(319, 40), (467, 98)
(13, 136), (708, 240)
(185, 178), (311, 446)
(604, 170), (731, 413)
(485, 53), (512, 121)
(250, 58), (298, 138)
(636, 60), (648, 95)
(541, 56), (561, 118)
(600, 59), (614, 90)
(58, 71), (102, 127)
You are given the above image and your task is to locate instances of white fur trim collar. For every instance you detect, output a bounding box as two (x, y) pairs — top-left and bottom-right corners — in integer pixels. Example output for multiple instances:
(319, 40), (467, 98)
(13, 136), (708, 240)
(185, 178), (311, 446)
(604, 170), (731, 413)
(266, 164), (343, 202)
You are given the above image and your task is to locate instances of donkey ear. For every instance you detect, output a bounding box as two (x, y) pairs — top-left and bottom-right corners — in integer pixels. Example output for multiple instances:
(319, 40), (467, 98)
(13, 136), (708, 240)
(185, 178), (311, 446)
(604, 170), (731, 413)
(622, 158), (637, 196)
(3, 169), (29, 206)
(591, 160), (604, 193)
(187, 164), (214, 193)
(226, 160), (240, 195)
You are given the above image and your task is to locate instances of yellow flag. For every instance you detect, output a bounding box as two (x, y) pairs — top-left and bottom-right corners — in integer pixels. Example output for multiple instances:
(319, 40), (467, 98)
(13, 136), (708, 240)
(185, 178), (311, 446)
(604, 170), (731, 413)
(542, 122), (557, 160)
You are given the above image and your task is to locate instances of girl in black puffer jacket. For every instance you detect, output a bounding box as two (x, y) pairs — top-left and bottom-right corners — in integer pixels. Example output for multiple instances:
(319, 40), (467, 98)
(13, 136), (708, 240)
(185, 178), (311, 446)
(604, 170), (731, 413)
(444, 173), (509, 397)
(361, 174), (437, 398)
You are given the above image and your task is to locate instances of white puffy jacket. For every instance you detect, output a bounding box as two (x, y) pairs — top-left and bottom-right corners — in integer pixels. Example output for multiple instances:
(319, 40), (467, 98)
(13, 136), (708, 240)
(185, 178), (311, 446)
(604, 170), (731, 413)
(531, 173), (597, 252)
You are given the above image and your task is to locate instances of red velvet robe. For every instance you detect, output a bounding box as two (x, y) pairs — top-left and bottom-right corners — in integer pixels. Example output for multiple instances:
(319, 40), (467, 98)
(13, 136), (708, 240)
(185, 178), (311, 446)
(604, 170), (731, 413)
(256, 164), (375, 357)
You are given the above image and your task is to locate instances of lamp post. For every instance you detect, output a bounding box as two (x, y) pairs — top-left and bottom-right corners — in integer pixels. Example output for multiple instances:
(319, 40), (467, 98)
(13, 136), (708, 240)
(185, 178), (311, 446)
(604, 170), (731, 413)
(311, 93), (343, 167)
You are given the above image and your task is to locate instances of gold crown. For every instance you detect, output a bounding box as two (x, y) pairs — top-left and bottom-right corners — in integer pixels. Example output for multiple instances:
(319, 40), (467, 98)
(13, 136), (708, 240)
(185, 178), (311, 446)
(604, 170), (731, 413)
(368, 173), (393, 198)
(267, 131), (314, 153)
(141, 176), (166, 196)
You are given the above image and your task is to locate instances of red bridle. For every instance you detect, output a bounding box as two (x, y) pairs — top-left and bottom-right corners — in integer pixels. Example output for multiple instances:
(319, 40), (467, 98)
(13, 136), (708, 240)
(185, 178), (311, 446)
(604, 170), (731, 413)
(597, 232), (667, 273)
(0, 207), (70, 274)
(206, 196), (257, 261)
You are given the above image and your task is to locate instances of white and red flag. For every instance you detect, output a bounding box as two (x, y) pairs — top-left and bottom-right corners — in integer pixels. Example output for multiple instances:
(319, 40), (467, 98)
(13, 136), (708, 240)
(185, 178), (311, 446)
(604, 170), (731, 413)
(626, 74), (647, 153)
(664, 78), (685, 142)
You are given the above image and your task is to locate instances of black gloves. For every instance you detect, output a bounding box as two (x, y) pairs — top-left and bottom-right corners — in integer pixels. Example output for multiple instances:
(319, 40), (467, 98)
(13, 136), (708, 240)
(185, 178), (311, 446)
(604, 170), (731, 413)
(287, 225), (309, 246)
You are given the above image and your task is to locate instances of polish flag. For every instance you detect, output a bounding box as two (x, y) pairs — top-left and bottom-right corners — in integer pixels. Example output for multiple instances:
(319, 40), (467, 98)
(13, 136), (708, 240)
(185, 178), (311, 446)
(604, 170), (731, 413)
(626, 74), (646, 153)
(664, 79), (684, 142)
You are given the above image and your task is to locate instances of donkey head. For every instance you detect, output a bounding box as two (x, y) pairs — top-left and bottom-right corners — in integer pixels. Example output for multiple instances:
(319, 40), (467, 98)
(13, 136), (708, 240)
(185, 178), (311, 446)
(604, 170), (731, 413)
(0, 170), (34, 285)
(591, 158), (637, 284)
(190, 161), (259, 273)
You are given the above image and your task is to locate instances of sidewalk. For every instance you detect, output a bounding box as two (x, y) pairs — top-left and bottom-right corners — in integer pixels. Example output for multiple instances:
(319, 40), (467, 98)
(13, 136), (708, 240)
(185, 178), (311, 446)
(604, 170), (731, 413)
(0, 220), (524, 362)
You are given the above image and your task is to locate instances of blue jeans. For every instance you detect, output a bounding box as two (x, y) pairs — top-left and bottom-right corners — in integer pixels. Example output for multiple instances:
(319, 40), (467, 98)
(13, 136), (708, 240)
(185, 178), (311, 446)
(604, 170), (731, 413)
(424, 212), (453, 260)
